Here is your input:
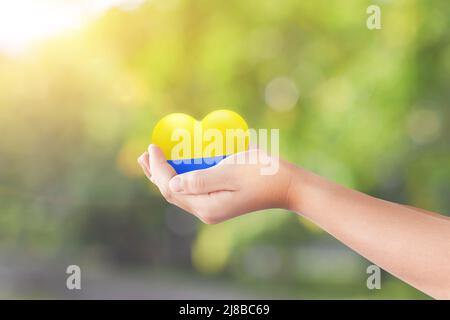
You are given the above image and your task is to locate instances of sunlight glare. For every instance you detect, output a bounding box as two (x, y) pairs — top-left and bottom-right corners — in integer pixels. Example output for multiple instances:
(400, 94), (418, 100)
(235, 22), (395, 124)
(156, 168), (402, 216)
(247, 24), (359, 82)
(0, 0), (145, 55)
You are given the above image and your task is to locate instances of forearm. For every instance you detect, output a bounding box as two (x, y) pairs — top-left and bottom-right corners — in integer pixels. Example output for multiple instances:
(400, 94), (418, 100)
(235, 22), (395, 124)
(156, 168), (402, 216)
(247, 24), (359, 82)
(286, 165), (450, 299)
(402, 205), (450, 221)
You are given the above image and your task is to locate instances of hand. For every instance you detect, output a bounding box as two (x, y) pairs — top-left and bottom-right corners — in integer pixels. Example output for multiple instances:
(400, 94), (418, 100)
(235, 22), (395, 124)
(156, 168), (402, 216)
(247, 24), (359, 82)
(137, 144), (294, 224)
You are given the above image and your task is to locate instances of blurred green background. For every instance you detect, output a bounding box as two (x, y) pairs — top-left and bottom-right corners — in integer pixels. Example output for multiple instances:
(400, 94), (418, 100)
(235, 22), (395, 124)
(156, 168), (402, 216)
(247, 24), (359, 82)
(0, 0), (448, 299)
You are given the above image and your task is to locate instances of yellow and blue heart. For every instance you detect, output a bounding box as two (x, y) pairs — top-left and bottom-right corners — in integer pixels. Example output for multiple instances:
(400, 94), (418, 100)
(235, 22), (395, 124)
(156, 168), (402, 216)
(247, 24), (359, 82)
(151, 109), (249, 174)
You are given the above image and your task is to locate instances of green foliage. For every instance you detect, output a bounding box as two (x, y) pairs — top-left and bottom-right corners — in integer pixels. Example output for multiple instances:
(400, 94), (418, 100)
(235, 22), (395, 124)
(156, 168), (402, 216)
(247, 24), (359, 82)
(0, 0), (448, 298)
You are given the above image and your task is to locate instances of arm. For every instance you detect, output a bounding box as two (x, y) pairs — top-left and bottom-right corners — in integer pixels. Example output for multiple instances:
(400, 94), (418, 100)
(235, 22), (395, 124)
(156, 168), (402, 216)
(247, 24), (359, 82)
(138, 145), (450, 299)
(288, 167), (450, 299)
(402, 205), (450, 221)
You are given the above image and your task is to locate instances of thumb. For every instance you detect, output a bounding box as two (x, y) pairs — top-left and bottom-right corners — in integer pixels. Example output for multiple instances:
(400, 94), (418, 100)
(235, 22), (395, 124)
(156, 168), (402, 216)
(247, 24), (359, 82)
(169, 166), (235, 195)
(148, 144), (176, 187)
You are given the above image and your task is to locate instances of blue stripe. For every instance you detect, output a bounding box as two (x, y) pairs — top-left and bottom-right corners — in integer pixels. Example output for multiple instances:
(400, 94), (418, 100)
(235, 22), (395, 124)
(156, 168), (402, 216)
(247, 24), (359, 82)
(167, 155), (229, 174)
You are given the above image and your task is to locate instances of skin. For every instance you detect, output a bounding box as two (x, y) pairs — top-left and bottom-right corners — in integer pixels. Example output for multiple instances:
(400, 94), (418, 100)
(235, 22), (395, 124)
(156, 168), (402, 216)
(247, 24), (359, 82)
(138, 144), (450, 299)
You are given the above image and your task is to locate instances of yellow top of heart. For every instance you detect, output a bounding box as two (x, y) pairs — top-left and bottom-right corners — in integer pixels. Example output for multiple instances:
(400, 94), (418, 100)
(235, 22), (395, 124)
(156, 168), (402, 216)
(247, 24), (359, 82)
(151, 109), (249, 160)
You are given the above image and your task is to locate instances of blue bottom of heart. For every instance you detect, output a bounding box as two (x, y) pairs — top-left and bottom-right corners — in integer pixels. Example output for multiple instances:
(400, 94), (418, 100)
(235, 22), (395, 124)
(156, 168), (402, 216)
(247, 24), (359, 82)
(167, 155), (229, 174)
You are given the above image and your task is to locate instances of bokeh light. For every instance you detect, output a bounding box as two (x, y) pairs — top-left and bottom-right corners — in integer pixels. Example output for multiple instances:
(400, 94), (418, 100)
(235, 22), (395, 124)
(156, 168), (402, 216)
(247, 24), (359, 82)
(0, 0), (447, 299)
(264, 77), (299, 112)
(407, 109), (442, 145)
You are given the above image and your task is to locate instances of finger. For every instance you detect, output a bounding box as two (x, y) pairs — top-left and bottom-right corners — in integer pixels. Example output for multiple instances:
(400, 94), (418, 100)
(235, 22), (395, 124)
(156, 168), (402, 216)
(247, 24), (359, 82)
(148, 144), (176, 196)
(137, 152), (151, 180)
(190, 191), (235, 224)
(168, 165), (236, 195)
(141, 151), (151, 177)
(248, 141), (259, 150)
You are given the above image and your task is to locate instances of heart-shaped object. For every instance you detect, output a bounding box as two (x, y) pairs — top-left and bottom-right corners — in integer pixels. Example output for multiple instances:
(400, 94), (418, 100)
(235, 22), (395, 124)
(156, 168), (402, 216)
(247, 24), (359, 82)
(152, 109), (249, 174)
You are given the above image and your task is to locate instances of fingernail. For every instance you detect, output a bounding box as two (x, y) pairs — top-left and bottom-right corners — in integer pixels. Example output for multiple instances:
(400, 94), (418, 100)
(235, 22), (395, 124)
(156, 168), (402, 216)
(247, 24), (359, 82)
(169, 176), (183, 192)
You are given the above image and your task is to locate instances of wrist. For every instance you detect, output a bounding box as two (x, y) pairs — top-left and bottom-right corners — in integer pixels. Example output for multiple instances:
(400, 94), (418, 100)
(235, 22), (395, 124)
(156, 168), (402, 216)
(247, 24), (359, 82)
(277, 160), (302, 212)
(283, 162), (322, 215)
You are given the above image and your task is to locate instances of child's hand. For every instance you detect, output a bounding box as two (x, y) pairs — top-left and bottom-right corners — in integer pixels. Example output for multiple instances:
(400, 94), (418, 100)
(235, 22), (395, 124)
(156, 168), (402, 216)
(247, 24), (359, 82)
(137, 146), (450, 299)
(137, 144), (294, 224)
